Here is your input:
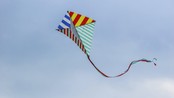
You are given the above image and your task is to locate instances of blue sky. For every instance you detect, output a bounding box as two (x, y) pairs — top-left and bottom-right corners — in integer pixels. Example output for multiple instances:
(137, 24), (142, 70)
(0, 0), (174, 98)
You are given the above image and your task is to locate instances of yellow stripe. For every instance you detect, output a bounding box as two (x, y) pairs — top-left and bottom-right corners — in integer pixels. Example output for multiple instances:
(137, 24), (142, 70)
(75, 15), (85, 27)
(86, 18), (93, 24)
(71, 13), (77, 21)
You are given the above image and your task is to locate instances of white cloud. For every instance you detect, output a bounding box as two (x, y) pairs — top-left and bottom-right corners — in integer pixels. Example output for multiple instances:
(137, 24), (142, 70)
(143, 78), (174, 97)
(117, 78), (174, 98)
(63, 77), (174, 98)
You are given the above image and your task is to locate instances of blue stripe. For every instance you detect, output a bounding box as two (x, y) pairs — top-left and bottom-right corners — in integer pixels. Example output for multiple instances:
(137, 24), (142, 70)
(65, 15), (70, 20)
(58, 25), (63, 30)
(62, 20), (70, 28)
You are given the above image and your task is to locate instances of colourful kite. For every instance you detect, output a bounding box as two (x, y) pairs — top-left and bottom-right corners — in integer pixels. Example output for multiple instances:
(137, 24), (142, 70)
(56, 11), (157, 78)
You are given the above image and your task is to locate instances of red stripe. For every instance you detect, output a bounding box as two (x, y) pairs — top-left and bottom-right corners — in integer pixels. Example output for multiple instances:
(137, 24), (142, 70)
(81, 43), (83, 50)
(71, 32), (74, 41)
(79, 41), (81, 48)
(73, 14), (81, 26)
(92, 20), (96, 22)
(64, 29), (67, 36)
(75, 37), (77, 43)
(85, 49), (86, 54)
(82, 44), (84, 51)
(140, 60), (149, 62)
(69, 11), (73, 17)
(63, 29), (65, 35)
(66, 29), (68, 36)
(82, 45), (85, 53)
(79, 41), (82, 49)
(70, 31), (72, 39)
(80, 17), (89, 26)
(72, 34), (74, 41)
(77, 39), (79, 46)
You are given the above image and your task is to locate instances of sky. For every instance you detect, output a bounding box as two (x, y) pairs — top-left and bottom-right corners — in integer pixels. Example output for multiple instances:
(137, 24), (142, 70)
(0, 0), (174, 98)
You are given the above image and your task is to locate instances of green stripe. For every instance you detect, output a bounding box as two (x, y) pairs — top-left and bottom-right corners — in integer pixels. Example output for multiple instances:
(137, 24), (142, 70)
(78, 33), (92, 44)
(85, 23), (95, 30)
(76, 28), (93, 40)
(77, 27), (93, 37)
(78, 35), (92, 46)
(77, 28), (93, 40)
(85, 24), (95, 31)
(84, 46), (91, 52)
(83, 40), (92, 47)
(78, 26), (93, 36)
(77, 28), (93, 45)
(77, 32), (92, 43)
(77, 29), (93, 40)
(77, 28), (93, 38)
(81, 27), (93, 35)
(84, 44), (91, 51)
(68, 29), (70, 37)
(82, 27), (93, 37)
(83, 26), (94, 35)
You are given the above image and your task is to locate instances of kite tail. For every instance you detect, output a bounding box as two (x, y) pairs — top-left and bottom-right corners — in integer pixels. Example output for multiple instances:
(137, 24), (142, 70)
(116, 58), (157, 77)
(87, 55), (157, 78)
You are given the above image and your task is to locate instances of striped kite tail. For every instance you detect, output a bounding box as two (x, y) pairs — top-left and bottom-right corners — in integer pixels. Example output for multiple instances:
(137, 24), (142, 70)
(116, 58), (157, 77)
(87, 55), (157, 78)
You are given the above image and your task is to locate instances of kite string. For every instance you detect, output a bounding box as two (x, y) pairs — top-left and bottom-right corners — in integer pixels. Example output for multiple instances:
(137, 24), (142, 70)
(87, 55), (157, 78)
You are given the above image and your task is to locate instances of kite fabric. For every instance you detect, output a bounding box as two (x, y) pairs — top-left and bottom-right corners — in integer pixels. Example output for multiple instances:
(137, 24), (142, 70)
(56, 11), (157, 78)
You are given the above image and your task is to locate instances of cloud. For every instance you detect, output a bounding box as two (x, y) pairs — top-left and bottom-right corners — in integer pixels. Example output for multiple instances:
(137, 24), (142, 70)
(117, 78), (174, 98)
(142, 78), (174, 97)
(0, 0), (174, 98)
(61, 76), (174, 98)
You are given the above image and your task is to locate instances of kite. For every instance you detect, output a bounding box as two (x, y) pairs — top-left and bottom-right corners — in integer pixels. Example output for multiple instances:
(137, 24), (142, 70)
(56, 11), (157, 78)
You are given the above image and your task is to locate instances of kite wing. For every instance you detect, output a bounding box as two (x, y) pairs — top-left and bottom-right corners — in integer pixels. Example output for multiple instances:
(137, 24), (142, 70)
(57, 11), (95, 56)
(57, 11), (157, 78)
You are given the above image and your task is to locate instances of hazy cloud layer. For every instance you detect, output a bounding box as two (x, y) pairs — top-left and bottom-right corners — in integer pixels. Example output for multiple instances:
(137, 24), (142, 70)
(0, 0), (174, 98)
